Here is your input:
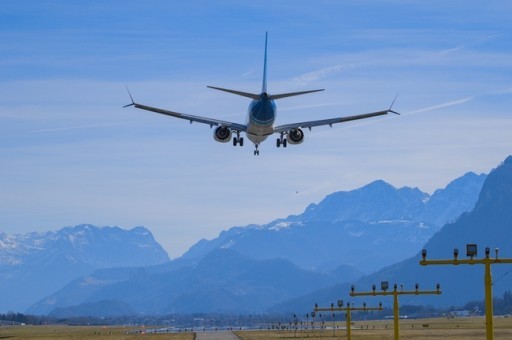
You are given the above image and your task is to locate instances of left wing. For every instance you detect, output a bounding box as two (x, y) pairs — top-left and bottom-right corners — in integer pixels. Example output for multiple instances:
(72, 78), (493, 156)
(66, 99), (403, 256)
(124, 93), (247, 132)
(274, 109), (396, 133)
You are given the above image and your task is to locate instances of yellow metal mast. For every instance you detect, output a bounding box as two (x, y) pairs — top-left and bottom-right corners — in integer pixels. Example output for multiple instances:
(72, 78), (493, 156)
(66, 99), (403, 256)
(314, 300), (382, 340)
(350, 282), (441, 340)
(420, 245), (512, 340)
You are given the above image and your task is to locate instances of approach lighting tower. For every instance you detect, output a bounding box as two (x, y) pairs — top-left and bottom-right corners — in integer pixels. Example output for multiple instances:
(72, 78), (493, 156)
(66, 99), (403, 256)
(420, 245), (512, 340)
(314, 300), (383, 340)
(350, 282), (441, 340)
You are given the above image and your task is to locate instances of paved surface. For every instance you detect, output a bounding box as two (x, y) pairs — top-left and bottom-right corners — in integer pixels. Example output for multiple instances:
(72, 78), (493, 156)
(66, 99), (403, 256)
(195, 331), (240, 340)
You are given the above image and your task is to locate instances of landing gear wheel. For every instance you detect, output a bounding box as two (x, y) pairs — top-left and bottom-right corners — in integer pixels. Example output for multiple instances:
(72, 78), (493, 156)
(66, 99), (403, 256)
(283, 138), (287, 148)
(239, 137), (244, 147)
(254, 150), (260, 156)
(276, 138), (281, 148)
(233, 137), (238, 146)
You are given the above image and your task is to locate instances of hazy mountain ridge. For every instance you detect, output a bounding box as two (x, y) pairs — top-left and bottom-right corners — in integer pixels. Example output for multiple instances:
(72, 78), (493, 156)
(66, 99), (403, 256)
(182, 172), (486, 273)
(2, 166), (491, 316)
(28, 248), (352, 315)
(0, 225), (170, 313)
(268, 156), (512, 312)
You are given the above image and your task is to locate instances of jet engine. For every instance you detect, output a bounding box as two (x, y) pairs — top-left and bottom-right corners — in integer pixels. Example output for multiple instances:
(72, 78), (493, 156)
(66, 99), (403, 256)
(214, 126), (232, 143)
(287, 128), (304, 144)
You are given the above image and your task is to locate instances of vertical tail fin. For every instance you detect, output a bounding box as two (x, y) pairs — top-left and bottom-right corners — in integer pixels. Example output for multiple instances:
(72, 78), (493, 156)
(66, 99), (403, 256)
(262, 32), (268, 94)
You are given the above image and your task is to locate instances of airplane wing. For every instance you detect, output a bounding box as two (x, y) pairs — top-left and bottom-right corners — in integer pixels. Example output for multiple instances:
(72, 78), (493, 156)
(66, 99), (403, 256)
(274, 109), (395, 133)
(124, 100), (247, 132)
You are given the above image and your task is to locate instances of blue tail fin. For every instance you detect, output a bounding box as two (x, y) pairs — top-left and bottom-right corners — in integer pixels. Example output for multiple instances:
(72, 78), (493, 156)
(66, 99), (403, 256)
(262, 32), (268, 94)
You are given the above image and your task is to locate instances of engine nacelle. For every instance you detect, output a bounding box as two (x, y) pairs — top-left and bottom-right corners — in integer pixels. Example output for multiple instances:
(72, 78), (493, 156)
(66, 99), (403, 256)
(287, 128), (304, 145)
(214, 126), (232, 143)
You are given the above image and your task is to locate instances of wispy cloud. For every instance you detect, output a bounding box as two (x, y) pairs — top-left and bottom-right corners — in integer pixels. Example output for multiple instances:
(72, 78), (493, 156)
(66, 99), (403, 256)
(293, 62), (369, 84)
(405, 86), (512, 116)
(406, 97), (474, 115)
(439, 34), (502, 55)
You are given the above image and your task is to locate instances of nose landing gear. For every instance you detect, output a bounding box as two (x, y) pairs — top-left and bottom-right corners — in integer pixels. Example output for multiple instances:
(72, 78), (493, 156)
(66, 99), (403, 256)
(253, 144), (260, 156)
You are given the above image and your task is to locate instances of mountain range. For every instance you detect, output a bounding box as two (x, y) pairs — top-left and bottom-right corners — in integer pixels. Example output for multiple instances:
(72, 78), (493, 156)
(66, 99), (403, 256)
(270, 156), (512, 313)
(182, 172), (486, 274)
(0, 225), (169, 313)
(28, 248), (351, 315)
(1, 157), (502, 316)
(17, 165), (489, 316)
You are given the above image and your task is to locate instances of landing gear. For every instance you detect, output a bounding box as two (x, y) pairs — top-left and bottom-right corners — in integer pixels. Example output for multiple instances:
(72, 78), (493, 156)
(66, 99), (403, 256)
(233, 133), (244, 147)
(253, 144), (260, 156)
(276, 136), (287, 148)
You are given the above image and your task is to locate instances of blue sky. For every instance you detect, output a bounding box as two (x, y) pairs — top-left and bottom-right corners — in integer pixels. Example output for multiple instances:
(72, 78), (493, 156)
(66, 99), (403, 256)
(1, 1), (511, 258)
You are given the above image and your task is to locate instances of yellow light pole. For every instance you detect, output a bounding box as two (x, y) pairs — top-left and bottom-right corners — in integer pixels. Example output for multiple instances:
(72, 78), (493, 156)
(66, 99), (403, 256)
(350, 282), (441, 340)
(314, 300), (383, 340)
(420, 245), (512, 340)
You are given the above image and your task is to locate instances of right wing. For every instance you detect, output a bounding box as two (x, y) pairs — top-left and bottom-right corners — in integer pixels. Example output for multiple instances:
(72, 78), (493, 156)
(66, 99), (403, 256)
(124, 92), (247, 132)
(274, 109), (396, 133)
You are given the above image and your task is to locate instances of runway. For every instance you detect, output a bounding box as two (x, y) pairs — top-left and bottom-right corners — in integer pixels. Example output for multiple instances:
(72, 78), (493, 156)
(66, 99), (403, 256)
(195, 331), (240, 340)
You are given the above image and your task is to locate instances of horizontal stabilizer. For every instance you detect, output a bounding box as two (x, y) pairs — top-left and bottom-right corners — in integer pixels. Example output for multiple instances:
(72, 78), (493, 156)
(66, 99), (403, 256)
(207, 86), (260, 100)
(269, 89), (324, 100)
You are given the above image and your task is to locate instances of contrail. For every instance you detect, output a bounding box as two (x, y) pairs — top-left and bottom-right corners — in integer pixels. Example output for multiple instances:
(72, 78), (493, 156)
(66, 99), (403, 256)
(404, 86), (511, 116)
(405, 97), (474, 115)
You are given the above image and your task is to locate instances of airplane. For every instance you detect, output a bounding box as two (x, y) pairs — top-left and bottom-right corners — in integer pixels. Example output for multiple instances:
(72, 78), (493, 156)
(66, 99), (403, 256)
(124, 33), (399, 155)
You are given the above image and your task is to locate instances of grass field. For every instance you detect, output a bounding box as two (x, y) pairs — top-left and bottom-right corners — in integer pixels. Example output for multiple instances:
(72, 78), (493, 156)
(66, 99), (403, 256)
(235, 316), (512, 339)
(1, 317), (512, 339)
(0, 325), (195, 339)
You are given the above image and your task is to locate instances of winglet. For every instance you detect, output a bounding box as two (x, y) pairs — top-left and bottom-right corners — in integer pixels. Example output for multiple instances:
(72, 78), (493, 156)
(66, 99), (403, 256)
(262, 32), (268, 94)
(123, 85), (135, 108)
(388, 93), (400, 115)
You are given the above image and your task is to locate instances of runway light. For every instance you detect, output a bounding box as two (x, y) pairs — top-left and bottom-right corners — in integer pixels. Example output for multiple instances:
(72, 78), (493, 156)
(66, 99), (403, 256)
(351, 285), (355, 293)
(422, 249), (427, 260)
(381, 281), (389, 291)
(496, 248), (500, 258)
(415, 283), (419, 291)
(437, 283), (441, 291)
(454, 248), (459, 260)
(485, 247), (490, 258)
(466, 244), (477, 258)
(337, 300), (343, 308)
(372, 284), (376, 293)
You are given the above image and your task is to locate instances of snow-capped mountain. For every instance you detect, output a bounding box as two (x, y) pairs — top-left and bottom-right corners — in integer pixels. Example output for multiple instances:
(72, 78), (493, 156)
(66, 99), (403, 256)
(0, 224), (170, 313)
(271, 156), (512, 312)
(182, 172), (486, 273)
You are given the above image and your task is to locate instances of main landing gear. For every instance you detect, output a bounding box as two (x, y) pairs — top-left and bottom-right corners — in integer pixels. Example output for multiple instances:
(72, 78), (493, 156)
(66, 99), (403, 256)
(233, 136), (244, 146)
(276, 137), (287, 148)
(276, 133), (287, 148)
(233, 131), (244, 147)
